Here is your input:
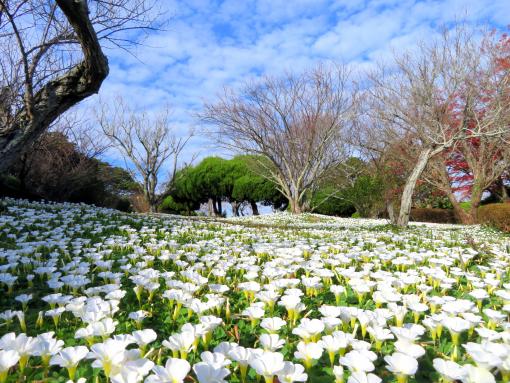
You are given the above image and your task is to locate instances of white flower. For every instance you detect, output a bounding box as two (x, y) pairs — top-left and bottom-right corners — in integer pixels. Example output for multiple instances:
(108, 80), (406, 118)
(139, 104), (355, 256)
(384, 352), (418, 376)
(193, 361), (230, 383)
(32, 332), (64, 359)
(277, 361), (307, 383)
(50, 346), (89, 381)
(442, 317), (471, 334)
(391, 324), (425, 342)
(214, 342), (238, 356)
(111, 355), (154, 383)
(339, 351), (374, 373)
(228, 346), (252, 365)
(433, 358), (465, 382)
(200, 351), (231, 368)
(0, 349), (20, 372)
(260, 317), (286, 333)
(292, 319), (325, 341)
(50, 346), (89, 368)
(145, 358), (190, 383)
(294, 341), (323, 366)
(0, 332), (38, 356)
(87, 339), (127, 378)
(319, 335), (342, 353)
(250, 351), (285, 379)
(461, 364), (495, 383)
(469, 289), (489, 300)
(162, 333), (194, 355)
(367, 327), (394, 342)
(332, 331), (353, 349)
(132, 329), (157, 347)
(242, 306), (265, 320)
(347, 371), (382, 383)
(260, 334), (285, 351)
(333, 365), (344, 383)
(394, 340), (425, 358)
(319, 305), (342, 318)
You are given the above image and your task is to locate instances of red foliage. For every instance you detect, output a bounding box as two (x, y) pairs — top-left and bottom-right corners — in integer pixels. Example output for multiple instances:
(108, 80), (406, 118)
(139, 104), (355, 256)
(440, 30), (510, 198)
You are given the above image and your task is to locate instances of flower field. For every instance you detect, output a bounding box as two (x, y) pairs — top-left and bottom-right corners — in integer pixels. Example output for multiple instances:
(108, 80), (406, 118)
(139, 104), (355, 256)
(1, 199), (510, 383)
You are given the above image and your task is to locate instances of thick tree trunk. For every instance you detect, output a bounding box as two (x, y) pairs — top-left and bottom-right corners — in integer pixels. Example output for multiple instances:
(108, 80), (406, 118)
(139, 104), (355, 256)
(17, 152), (30, 189)
(435, 158), (473, 224)
(288, 190), (306, 214)
(148, 204), (156, 213)
(386, 200), (396, 224)
(289, 197), (302, 214)
(250, 201), (259, 216)
(208, 198), (217, 216)
(502, 183), (510, 202)
(447, 193), (473, 224)
(0, 0), (109, 172)
(469, 185), (484, 224)
(216, 198), (222, 216)
(397, 147), (433, 227)
(143, 189), (156, 213)
(231, 201), (240, 217)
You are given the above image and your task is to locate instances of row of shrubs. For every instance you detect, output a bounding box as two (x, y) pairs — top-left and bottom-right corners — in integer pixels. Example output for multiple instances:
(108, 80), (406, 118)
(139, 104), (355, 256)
(478, 203), (510, 233)
(410, 208), (457, 224)
(409, 204), (510, 233)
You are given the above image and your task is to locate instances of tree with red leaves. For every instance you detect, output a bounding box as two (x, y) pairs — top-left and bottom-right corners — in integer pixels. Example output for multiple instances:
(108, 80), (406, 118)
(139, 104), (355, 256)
(423, 31), (510, 223)
(368, 27), (510, 227)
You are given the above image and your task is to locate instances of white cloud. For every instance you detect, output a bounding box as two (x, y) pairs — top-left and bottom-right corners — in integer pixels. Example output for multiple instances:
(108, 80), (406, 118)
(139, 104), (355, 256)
(83, 0), (510, 169)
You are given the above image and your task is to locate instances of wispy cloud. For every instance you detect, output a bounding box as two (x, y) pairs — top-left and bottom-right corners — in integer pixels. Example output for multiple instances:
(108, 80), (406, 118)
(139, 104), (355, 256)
(83, 0), (510, 164)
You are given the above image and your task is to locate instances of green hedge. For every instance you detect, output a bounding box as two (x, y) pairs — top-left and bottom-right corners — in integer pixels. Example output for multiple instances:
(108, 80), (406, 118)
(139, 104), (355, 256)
(478, 203), (510, 233)
(409, 208), (457, 224)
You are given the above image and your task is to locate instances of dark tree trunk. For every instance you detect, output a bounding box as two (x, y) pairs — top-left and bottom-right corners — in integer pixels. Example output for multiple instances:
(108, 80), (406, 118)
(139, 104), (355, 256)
(231, 201), (240, 217)
(502, 183), (510, 202)
(469, 184), (484, 224)
(250, 201), (259, 215)
(16, 152), (30, 190)
(0, 0), (109, 172)
(447, 192), (473, 224)
(216, 198), (222, 216)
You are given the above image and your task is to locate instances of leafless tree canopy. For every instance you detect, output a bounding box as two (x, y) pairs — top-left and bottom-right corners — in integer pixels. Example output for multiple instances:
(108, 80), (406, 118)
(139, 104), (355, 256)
(0, 0), (161, 172)
(202, 64), (357, 213)
(97, 97), (192, 212)
(366, 27), (510, 226)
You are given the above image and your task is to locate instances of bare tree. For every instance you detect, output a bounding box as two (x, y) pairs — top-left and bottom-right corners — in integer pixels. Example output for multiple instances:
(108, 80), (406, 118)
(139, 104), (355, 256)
(0, 0), (161, 172)
(97, 97), (192, 212)
(367, 27), (510, 227)
(352, 109), (416, 222)
(201, 64), (357, 213)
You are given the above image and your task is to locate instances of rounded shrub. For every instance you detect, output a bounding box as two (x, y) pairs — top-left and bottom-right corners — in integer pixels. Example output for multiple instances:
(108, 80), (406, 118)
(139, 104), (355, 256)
(409, 208), (457, 224)
(478, 203), (510, 233)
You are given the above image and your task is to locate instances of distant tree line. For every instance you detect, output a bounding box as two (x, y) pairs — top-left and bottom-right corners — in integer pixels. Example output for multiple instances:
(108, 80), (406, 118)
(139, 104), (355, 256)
(201, 27), (510, 226)
(0, 128), (140, 211)
(160, 156), (287, 216)
(160, 154), (432, 219)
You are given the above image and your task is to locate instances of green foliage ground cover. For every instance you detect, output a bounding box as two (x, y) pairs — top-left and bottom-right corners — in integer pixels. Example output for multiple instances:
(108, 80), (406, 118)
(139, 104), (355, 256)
(0, 199), (509, 383)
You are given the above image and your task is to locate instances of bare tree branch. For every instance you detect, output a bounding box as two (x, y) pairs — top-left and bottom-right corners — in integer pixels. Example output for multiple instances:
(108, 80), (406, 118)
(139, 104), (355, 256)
(96, 96), (193, 212)
(201, 63), (357, 213)
(0, 0), (162, 172)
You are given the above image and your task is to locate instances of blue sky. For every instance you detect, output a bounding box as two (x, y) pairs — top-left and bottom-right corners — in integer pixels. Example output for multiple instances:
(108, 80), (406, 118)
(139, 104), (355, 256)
(83, 0), (510, 168)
